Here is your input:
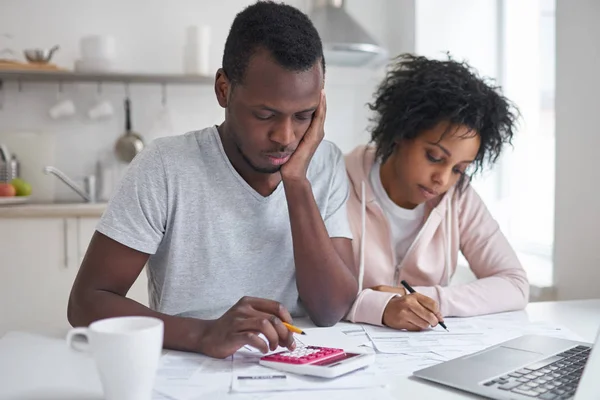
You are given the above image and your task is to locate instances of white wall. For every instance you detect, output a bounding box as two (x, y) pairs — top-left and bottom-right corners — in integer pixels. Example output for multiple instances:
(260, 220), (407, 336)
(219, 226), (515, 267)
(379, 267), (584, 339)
(554, 0), (600, 300)
(385, 0), (416, 57)
(414, 0), (500, 207)
(0, 0), (410, 202)
(415, 0), (498, 79)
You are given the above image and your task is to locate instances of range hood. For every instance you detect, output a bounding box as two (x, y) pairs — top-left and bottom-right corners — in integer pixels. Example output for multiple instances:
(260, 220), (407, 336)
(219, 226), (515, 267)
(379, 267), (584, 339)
(309, 0), (388, 67)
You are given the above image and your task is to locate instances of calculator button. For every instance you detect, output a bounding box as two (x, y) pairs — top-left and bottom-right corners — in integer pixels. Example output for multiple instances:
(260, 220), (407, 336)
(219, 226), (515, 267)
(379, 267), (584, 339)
(262, 346), (345, 365)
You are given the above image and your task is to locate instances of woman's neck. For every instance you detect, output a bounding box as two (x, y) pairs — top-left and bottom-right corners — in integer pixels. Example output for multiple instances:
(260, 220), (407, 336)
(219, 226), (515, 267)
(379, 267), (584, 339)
(379, 158), (418, 210)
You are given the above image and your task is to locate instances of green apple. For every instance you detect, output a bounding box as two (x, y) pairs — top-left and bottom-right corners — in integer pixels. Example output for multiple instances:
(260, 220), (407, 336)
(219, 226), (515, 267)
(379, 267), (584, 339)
(10, 178), (32, 196)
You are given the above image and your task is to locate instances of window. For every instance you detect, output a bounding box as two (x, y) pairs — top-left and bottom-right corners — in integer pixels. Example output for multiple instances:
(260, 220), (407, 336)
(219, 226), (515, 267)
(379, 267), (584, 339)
(415, 0), (556, 288)
(492, 0), (555, 287)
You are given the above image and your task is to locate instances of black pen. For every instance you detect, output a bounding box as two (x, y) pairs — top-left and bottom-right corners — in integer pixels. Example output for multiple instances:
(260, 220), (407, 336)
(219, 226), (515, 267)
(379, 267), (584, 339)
(401, 280), (449, 332)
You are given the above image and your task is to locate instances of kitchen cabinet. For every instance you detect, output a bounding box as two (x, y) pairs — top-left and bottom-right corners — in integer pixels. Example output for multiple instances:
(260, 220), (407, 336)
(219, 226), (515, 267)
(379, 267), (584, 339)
(0, 217), (148, 337)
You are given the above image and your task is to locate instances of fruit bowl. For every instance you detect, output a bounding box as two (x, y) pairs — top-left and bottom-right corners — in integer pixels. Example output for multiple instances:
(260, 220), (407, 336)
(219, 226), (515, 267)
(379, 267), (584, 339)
(0, 196), (30, 206)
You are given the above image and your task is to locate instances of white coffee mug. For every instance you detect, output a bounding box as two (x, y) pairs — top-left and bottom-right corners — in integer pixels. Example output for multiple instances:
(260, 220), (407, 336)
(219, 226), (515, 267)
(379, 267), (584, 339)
(49, 98), (76, 119)
(66, 316), (164, 400)
(88, 100), (114, 120)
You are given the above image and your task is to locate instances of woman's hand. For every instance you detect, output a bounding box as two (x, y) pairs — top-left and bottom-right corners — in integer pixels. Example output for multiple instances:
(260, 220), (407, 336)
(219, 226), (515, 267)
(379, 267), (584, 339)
(382, 293), (444, 331)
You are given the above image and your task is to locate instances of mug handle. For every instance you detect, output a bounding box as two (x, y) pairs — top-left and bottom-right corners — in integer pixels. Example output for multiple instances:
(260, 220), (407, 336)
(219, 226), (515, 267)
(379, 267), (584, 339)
(66, 327), (90, 352)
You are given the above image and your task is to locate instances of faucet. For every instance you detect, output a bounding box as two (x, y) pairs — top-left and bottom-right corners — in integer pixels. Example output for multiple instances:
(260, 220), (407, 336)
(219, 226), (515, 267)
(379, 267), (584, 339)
(43, 166), (97, 203)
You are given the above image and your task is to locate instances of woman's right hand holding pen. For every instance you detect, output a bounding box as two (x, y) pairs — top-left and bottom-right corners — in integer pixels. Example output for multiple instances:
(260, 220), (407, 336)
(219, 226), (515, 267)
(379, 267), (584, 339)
(381, 291), (444, 331)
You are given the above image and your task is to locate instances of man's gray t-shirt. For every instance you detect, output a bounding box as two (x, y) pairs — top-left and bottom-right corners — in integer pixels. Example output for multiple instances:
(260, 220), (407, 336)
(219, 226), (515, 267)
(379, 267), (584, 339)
(96, 126), (352, 319)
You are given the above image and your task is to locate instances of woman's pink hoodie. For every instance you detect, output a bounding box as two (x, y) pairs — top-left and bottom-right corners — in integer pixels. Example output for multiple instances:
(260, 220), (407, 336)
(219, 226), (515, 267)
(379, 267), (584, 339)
(344, 145), (530, 326)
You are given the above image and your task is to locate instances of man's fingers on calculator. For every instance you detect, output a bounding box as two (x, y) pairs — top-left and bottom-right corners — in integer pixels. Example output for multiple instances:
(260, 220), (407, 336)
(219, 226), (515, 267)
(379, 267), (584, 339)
(263, 313), (295, 350)
(238, 332), (269, 354)
(265, 313), (295, 350)
(238, 317), (281, 351)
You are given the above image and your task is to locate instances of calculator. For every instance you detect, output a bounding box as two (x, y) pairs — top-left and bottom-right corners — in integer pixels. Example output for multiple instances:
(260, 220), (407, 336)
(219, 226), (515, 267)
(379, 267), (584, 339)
(259, 345), (375, 378)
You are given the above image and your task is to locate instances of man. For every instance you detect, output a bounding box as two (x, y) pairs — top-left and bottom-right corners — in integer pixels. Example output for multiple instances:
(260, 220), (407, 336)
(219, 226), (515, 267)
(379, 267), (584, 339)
(67, 1), (357, 359)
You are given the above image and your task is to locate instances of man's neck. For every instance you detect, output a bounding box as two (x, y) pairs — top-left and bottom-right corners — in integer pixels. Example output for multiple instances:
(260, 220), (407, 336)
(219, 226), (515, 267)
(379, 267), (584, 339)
(217, 123), (282, 197)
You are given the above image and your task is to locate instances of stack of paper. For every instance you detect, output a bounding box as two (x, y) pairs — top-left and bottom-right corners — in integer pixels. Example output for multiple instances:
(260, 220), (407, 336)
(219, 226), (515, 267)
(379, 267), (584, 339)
(155, 327), (384, 399)
(364, 310), (584, 365)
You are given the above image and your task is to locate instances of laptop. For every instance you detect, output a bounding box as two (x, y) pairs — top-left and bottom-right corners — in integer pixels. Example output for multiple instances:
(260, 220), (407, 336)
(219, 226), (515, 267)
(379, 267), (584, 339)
(413, 326), (600, 399)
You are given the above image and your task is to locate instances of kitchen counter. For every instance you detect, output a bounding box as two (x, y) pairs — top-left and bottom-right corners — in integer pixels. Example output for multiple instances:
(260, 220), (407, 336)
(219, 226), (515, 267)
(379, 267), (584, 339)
(0, 202), (107, 218)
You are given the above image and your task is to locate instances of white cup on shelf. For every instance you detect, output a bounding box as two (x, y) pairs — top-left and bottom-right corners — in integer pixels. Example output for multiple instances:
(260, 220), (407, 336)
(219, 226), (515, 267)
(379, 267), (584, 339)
(49, 98), (76, 119)
(88, 100), (114, 120)
(87, 82), (114, 120)
(48, 82), (76, 119)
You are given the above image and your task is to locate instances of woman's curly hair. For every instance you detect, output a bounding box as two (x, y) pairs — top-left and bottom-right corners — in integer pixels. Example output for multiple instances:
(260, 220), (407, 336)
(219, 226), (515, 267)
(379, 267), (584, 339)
(368, 53), (519, 179)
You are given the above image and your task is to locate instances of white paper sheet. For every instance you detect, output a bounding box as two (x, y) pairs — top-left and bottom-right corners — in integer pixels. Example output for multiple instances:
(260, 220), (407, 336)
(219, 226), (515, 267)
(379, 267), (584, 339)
(153, 350), (233, 400)
(295, 326), (369, 350)
(364, 311), (584, 362)
(335, 321), (372, 346)
(155, 350), (232, 383)
(371, 353), (446, 377)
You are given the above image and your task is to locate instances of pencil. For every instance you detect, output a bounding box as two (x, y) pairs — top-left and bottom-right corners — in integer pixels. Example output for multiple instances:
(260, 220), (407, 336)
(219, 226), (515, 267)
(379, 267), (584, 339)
(400, 280), (449, 332)
(283, 322), (306, 335)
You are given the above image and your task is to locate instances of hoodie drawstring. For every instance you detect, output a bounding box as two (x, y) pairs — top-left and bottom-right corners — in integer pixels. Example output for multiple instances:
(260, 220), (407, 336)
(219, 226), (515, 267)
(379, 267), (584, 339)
(444, 194), (452, 287)
(358, 181), (366, 293)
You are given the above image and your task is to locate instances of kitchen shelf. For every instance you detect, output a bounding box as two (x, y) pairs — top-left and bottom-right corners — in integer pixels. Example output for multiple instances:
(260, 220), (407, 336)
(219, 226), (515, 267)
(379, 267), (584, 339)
(0, 69), (214, 85)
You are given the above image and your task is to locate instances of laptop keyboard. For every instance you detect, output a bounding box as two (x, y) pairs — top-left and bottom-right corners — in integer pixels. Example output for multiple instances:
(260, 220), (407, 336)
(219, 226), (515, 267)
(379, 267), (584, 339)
(482, 345), (591, 399)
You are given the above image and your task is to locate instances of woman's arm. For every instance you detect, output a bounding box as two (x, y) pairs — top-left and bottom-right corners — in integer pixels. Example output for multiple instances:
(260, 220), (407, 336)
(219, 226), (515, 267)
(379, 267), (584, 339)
(414, 186), (530, 317)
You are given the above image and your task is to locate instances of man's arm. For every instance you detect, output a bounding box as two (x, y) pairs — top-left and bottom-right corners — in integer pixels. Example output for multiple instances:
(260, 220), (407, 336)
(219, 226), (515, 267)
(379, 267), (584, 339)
(283, 180), (357, 326)
(68, 231), (205, 352)
(68, 232), (296, 358)
(281, 91), (358, 326)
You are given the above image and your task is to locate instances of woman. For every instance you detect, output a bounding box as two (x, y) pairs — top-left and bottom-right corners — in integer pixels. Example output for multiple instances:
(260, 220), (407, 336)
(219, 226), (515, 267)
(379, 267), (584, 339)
(345, 54), (529, 331)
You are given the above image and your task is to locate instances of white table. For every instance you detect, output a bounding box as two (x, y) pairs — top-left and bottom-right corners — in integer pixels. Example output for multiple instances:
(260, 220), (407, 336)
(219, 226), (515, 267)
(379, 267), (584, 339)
(1, 299), (598, 399)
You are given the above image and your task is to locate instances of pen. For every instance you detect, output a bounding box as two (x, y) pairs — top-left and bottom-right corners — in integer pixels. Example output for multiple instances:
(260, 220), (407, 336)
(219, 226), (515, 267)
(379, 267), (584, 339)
(283, 322), (306, 335)
(400, 280), (449, 332)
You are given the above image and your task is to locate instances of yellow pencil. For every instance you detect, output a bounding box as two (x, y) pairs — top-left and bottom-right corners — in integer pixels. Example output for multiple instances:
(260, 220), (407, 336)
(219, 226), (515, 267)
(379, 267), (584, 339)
(283, 322), (306, 335)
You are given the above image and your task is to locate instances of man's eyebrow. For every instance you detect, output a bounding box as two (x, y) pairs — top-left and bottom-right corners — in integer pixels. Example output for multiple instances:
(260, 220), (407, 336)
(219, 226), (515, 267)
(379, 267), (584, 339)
(252, 105), (317, 114)
(296, 107), (318, 113)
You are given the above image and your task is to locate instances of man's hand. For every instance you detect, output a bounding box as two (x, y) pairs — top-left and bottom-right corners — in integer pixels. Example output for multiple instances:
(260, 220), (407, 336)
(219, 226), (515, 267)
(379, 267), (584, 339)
(280, 90), (326, 182)
(382, 293), (444, 331)
(198, 297), (296, 359)
(371, 285), (407, 296)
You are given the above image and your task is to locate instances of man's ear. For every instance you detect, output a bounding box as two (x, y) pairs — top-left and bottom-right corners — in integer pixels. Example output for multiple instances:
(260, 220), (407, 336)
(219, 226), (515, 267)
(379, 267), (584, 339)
(214, 68), (230, 108)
